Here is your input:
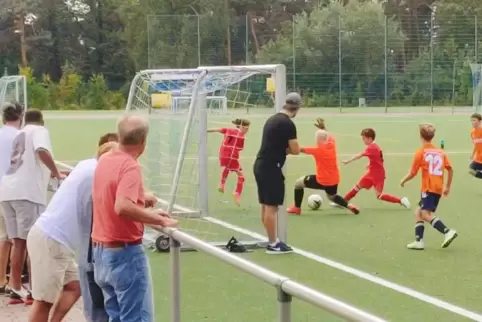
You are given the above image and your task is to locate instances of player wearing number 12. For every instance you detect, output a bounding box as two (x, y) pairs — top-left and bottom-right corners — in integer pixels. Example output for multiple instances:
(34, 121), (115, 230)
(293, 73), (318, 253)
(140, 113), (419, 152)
(336, 128), (410, 209)
(207, 119), (250, 206)
(400, 124), (458, 250)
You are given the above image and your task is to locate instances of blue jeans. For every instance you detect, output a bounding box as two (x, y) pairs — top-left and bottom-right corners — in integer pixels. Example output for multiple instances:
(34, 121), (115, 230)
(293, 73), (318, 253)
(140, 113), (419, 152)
(78, 264), (109, 322)
(93, 244), (154, 322)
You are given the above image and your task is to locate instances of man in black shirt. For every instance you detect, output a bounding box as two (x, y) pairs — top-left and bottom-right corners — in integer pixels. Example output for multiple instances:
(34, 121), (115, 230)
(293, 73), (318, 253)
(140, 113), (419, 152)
(253, 92), (301, 254)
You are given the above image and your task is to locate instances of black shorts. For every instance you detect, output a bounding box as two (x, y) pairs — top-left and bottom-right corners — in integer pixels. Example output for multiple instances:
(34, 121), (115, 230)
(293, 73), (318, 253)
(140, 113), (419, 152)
(303, 175), (338, 196)
(253, 159), (285, 206)
(418, 192), (441, 212)
(470, 161), (482, 171)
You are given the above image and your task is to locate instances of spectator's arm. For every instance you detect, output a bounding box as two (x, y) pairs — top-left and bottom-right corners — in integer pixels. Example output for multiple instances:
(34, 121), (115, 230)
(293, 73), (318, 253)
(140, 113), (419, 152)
(114, 164), (164, 225)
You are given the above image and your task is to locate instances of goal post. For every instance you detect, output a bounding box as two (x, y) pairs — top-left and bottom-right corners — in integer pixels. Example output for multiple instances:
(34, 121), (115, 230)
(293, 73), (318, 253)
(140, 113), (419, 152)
(0, 75), (27, 109)
(125, 65), (288, 251)
(471, 64), (482, 112)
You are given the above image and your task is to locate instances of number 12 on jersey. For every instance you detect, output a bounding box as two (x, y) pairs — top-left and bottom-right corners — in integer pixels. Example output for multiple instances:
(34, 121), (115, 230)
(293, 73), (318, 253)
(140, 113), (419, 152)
(425, 153), (443, 176)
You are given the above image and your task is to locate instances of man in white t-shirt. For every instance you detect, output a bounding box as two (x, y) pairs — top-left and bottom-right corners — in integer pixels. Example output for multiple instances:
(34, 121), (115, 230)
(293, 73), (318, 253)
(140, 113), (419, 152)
(0, 109), (65, 305)
(27, 141), (118, 322)
(0, 103), (23, 295)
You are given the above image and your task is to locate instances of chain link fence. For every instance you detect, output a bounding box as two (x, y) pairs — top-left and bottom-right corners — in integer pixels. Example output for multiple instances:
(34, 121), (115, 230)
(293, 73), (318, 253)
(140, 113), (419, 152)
(147, 13), (482, 112)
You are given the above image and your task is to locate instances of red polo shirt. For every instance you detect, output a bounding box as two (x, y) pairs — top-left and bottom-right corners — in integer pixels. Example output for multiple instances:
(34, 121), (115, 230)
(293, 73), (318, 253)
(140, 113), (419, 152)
(91, 150), (145, 242)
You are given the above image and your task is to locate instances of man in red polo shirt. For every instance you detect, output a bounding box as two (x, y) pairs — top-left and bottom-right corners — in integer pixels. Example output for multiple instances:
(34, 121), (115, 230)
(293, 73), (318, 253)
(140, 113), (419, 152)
(91, 114), (177, 321)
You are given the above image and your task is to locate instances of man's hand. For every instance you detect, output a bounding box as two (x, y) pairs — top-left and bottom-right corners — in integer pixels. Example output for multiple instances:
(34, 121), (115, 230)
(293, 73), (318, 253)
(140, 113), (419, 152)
(153, 209), (178, 227)
(51, 171), (67, 180)
(314, 118), (326, 130)
(144, 191), (157, 208)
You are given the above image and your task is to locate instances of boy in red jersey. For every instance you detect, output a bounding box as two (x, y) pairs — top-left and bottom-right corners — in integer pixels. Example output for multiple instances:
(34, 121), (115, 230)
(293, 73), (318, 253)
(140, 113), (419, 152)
(287, 119), (359, 215)
(400, 123), (457, 250)
(469, 113), (482, 179)
(332, 128), (410, 209)
(207, 119), (250, 206)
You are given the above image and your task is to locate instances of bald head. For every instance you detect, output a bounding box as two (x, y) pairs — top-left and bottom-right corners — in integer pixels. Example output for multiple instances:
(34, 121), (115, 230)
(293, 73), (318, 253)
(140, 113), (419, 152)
(117, 114), (149, 146)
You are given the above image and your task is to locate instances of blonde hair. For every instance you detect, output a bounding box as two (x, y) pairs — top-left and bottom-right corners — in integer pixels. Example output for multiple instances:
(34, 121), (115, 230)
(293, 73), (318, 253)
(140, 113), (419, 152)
(419, 123), (436, 142)
(97, 141), (118, 159)
(315, 129), (328, 142)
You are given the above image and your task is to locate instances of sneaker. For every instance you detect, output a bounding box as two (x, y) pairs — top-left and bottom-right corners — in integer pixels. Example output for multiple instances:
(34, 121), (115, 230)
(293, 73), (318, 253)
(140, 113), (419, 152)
(232, 192), (241, 206)
(287, 206), (301, 215)
(0, 283), (8, 295)
(442, 230), (458, 248)
(8, 287), (29, 305)
(347, 204), (360, 215)
(266, 241), (293, 254)
(4, 285), (11, 297)
(407, 240), (425, 250)
(400, 197), (411, 209)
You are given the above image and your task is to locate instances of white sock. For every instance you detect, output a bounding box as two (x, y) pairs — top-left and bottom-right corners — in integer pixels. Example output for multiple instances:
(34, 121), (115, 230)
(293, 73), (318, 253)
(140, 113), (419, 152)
(269, 239), (280, 247)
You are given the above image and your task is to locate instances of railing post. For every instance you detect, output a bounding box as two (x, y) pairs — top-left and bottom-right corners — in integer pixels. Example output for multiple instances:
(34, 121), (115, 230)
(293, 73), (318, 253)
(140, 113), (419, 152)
(170, 236), (181, 322)
(277, 283), (292, 322)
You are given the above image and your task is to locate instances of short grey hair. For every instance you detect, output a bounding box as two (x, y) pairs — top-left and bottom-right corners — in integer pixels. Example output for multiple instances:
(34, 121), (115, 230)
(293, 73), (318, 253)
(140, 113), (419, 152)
(117, 114), (149, 145)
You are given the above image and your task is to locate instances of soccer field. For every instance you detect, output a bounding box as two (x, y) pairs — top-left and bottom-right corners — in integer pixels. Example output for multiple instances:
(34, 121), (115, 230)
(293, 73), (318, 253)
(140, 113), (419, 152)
(47, 110), (481, 322)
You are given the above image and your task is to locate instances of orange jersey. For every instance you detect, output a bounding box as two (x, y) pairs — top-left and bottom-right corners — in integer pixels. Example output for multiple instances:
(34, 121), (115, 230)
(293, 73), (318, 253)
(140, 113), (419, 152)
(303, 137), (339, 186)
(471, 127), (482, 163)
(410, 143), (452, 195)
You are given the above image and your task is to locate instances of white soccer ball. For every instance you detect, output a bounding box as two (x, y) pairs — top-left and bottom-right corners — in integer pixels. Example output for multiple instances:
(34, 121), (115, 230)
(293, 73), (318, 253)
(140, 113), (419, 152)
(307, 194), (323, 210)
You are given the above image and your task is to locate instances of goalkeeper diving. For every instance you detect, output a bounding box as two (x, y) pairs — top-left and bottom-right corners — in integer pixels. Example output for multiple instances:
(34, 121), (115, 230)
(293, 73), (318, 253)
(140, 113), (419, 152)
(208, 119), (250, 206)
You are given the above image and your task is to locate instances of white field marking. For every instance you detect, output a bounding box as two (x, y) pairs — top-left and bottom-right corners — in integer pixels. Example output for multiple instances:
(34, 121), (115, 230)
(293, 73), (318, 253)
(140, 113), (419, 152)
(54, 159), (482, 320)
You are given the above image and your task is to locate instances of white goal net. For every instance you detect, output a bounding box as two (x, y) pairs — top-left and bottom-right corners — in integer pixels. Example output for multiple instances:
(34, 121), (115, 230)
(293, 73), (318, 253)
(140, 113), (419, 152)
(126, 65), (287, 251)
(0, 75), (27, 108)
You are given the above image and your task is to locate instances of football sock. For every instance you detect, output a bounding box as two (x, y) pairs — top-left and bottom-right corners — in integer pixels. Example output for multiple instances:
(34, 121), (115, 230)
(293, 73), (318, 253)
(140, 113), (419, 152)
(415, 221), (425, 241)
(344, 186), (359, 201)
(235, 174), (245, 195)
(430, 217), (449, 234)
(269, 238), (280, 247)
(378, 193), (401, 204)
(294, 188), (304, 208)
(332, 195), (349, 208)
(220, 168), (229, 186)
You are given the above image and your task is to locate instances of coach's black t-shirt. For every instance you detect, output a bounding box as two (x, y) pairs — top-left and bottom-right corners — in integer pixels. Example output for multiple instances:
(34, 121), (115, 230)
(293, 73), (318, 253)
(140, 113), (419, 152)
(255, 112), (297, 168)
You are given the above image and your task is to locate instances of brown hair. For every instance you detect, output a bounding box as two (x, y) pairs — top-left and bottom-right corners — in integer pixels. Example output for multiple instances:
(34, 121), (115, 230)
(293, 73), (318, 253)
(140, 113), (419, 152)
(361, 128), (376, 140)
(232, 118), (250, 127)
(471, 113), (482, 121)
(97, 141), (118, 159)
(2, 102), (23, 123)
(419, 123), (436, 142)
(98, 132), (119, 147)
(24, 109), (44, 125)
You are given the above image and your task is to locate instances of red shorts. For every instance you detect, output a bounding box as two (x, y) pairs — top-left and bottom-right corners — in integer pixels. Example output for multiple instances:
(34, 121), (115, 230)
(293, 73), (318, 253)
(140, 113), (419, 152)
(219, 157), (241, 171)
(358, 173), (385, 193)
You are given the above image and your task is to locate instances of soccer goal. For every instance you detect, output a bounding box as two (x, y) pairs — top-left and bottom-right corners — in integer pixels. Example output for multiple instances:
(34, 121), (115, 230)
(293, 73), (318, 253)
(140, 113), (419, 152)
(126, 65), (287, 251)
(0, 75), (27, 108)
(471, 64), (482, 112)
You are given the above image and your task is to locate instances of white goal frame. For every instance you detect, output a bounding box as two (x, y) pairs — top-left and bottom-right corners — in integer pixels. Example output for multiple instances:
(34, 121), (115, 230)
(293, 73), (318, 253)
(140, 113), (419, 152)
(0, 75), (27, 108)
(471, 64), (482, 112)
(126, 65), (288, 250)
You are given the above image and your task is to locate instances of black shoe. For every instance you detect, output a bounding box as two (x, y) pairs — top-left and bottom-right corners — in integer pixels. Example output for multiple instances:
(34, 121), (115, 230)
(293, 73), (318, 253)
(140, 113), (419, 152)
(266, 241), (293, 254)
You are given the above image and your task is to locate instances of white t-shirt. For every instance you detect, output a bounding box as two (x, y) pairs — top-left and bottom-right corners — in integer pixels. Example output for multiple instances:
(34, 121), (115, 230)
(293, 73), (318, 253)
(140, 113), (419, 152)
(0, 124), (53, 205)
(35, 158), (97, 253)
(0, 125), (19, 178)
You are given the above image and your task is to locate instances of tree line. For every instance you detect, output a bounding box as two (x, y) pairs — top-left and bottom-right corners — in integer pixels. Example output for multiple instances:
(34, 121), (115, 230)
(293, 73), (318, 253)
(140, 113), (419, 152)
(0, 0), (481, 109)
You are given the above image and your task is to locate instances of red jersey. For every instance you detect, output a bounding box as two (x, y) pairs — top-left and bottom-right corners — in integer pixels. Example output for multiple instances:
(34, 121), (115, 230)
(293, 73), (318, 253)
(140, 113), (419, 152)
(362, 143), (385, 177)
(219, 128), (245, 160)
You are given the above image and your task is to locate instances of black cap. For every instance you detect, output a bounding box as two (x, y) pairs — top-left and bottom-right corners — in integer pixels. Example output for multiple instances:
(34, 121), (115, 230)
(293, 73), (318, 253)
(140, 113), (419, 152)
(285, 92), (302, 106)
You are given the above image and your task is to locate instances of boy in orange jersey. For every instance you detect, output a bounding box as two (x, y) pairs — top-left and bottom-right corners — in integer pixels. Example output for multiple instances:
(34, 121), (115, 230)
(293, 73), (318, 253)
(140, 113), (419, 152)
(335, 128), (410, 209)
(287, 119), (359, 215)
(400, 123), (458, 250)
(469, 113), (482, 179)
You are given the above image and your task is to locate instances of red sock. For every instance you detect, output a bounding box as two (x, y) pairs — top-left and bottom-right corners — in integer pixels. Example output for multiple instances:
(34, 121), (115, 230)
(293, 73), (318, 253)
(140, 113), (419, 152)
(220, 168), (229, 186)
(378, 193), (401, 204)
(235, 174), (245, 195)
(344, 187), (359, 201)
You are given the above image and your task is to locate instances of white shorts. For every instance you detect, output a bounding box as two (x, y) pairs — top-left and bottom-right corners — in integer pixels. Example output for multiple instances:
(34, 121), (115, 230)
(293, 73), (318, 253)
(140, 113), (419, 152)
(0, 205), (9, 242)
(1, 200), (45, 240)
(27, 225), (78, 303)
